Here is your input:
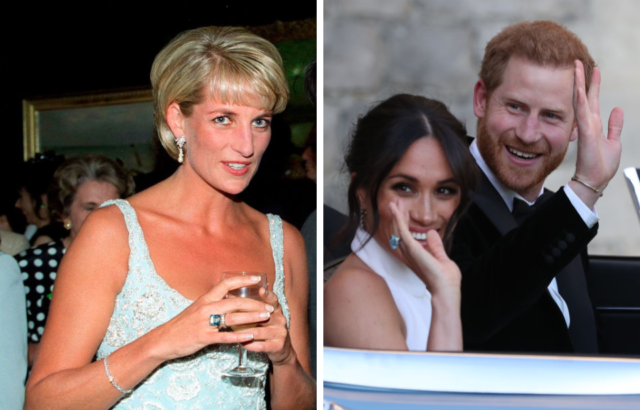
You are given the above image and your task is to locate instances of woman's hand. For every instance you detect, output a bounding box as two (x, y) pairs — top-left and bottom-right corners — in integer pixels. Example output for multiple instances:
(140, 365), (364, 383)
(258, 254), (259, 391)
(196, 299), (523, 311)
(152, 274), (274, 362)
(241, 287), (295, 366)
(389, 199), (461, 298)
(390, 199), (463, 351)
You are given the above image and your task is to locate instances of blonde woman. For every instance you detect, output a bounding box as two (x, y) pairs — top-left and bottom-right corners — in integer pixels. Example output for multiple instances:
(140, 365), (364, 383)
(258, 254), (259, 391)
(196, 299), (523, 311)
(26, 27), (314, 410)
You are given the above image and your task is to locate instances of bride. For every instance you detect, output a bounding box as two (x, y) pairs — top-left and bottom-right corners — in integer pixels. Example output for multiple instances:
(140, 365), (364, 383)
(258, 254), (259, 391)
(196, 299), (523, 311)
(324, 94), (479, 351)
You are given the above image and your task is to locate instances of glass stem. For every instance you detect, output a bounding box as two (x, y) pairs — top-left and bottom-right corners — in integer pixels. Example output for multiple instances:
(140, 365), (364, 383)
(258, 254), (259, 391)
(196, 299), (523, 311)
(238, 344), (247, 369)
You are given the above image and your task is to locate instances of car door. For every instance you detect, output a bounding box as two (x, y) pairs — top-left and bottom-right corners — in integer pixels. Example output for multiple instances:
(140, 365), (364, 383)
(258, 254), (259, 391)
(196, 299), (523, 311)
(589, 255), (640, 355)
(588, 167), (640, 355)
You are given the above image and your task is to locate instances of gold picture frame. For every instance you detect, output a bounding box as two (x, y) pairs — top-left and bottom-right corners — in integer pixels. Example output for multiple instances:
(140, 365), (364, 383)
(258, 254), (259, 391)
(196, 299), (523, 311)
(22, 87), (155, 171)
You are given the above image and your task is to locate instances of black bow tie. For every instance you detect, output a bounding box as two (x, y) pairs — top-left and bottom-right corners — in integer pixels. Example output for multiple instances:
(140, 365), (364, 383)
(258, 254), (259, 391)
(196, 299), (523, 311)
(511, 191), (553, 225)
(512, 198), (537, 225)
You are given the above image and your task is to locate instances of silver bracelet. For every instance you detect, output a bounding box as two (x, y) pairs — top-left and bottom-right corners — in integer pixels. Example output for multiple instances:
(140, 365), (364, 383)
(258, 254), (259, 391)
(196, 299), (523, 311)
(103, 355), (133, 395)
(571, 176), (603, 197)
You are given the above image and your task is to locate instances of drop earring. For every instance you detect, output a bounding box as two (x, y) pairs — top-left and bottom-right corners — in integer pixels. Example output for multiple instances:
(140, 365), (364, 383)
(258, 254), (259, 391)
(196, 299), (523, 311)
(176, 136), (186, 163)
(359, 207), (367, 229)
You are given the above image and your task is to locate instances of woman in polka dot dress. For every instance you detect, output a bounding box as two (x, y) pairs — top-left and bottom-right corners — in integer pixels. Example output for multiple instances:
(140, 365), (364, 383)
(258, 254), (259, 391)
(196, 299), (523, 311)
(16, 155), (134, 365)
(18, 242), (63, 346)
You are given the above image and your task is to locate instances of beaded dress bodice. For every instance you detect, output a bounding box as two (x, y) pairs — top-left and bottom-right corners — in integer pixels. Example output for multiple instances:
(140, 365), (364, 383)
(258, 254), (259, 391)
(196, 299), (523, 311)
(97, 200), (289, 410)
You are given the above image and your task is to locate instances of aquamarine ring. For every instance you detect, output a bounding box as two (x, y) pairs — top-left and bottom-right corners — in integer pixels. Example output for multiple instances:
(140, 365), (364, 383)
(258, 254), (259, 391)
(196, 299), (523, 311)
(389, 235), (401, 250)
(210, 313), (226, 328)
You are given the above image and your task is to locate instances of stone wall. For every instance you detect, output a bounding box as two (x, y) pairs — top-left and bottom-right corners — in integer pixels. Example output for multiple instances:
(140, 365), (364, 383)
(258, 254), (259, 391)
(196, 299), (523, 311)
(324, 0), (640, 256)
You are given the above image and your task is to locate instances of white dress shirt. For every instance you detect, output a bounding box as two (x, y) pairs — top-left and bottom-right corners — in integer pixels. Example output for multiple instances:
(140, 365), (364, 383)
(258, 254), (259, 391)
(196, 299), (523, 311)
(470, 140), (599, 328)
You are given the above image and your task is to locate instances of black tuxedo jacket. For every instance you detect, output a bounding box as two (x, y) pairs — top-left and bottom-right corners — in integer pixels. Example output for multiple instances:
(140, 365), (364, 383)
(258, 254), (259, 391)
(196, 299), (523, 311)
(451, 172), (599, 354)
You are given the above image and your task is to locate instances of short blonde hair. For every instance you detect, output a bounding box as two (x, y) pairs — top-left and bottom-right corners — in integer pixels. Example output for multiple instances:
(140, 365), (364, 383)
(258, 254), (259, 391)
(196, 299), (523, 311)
(151, 27), (290, 160)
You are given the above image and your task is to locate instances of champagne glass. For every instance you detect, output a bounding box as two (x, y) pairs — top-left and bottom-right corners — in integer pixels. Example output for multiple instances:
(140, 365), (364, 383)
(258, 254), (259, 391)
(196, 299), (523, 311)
(222, 271), (268, 378)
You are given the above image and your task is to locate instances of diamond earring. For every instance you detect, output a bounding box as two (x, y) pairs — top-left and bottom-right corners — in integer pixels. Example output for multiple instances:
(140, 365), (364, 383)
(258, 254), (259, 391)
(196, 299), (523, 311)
(360, 207), (367, 229)
(176, 136), (186, 163)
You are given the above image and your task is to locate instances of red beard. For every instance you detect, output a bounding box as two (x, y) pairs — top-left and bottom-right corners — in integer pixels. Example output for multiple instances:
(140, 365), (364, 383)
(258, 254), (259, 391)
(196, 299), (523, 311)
(476, 117), (568, 196)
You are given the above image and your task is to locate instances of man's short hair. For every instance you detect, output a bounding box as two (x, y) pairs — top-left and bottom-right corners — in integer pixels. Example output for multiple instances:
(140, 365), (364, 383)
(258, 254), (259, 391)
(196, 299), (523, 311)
(480, 21), (595, 96)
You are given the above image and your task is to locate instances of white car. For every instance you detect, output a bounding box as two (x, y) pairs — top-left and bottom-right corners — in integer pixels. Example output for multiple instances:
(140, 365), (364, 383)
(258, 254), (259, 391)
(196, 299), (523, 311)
(324, 347), (640, 409)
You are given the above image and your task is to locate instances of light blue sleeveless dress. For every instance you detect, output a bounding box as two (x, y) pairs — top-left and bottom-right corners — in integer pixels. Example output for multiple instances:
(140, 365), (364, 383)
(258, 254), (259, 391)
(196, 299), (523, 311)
(97, 199), (290, 410)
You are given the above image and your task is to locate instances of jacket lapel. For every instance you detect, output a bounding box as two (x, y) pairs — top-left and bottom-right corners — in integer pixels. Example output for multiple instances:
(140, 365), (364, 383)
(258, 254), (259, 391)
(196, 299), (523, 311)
(474, 172), (516, 235)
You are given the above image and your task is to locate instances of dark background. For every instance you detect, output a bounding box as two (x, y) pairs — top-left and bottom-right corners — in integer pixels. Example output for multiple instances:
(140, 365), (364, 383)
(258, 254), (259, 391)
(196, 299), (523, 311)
(2, 6), (317, 226)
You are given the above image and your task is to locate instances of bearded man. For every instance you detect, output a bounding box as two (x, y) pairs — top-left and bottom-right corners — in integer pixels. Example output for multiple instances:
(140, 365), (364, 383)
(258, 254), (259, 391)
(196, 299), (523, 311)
(451, 21), (624, 353)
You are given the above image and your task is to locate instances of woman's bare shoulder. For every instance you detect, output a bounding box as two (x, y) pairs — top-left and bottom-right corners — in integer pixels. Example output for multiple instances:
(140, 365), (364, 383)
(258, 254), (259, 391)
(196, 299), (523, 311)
(121, 186), (162, 214)
(61, 203), (130, 290)
(240, 202), (277, 228)
(324, 254), (406, 349)
(326, 254), (388, 292)
(324, 254), (397, 313)
(77, 204), (129, 243)
(280, 218), (305, 254)
(243, 206), (305, 263)
(272, 216), (307, 295)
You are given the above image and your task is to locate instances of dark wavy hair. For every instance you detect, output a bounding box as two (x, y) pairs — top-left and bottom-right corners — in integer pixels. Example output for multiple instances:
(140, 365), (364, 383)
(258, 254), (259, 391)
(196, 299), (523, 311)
(344, 94), (479, 252)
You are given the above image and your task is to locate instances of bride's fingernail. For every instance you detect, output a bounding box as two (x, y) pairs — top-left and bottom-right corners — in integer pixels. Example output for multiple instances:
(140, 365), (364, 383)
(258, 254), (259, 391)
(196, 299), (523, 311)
(251, 276), (261, 282)
(242, 333), (254, 340)
(266, 304), (275, 312)
(260, 312), (270, 318)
